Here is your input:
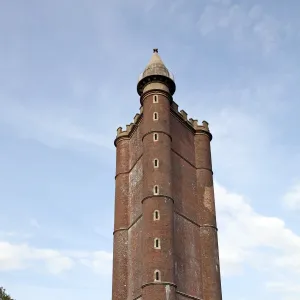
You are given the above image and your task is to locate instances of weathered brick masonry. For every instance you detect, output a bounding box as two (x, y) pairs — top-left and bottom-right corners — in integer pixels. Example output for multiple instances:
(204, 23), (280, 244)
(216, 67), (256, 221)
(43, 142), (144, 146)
(112, 49), (222, 300)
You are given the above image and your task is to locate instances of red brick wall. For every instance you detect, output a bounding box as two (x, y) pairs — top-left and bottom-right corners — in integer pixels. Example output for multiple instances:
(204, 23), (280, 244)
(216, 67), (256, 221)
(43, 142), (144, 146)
(141, 90), (176, 300)
(127, 124), (144, 299)
(112, 87), (222, 300)
(113, 123), (144, 300)
(171, 113), (203, 299)
(112, 138), (129, 300)
(195, 133), (222, 300)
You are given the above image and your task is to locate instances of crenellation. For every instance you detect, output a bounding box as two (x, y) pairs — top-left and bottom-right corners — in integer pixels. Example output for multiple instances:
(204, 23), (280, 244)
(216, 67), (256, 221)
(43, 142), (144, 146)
(172, 105), (210, 132)
(171, 101), (179, 112)
(116, 110), (144, 139)
(179, 110), (188, 121)
(134, 113), (140, 123)
(117, 127), (123, 135)
(126, 123), (133, 132)
(202, 120), (209, 130)
(195, 120), (210, 132)
(192, 119), (199, 129)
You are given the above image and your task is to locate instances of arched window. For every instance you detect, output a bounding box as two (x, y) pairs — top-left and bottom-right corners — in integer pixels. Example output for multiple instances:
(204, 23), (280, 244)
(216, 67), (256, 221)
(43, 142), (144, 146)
(153, 112), (158, 121)
(153, 95), (158, 103)
(153, 159), (159, 168)
(153, 133), (159, 141)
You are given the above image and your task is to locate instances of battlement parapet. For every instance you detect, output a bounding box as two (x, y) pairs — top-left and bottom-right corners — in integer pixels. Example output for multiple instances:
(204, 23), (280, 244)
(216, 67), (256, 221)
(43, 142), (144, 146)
(171, 102), (179, 112)
(172, 101), (210, 133)
(116, 112), (142, 140)
(195, 120), (210, 132)
(179, 110), (188, 121)
(116, 101), (210, 142)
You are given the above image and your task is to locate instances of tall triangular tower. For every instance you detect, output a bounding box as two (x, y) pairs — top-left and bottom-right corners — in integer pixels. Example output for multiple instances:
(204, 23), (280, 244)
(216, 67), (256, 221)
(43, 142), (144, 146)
(112, 49), (222, 300)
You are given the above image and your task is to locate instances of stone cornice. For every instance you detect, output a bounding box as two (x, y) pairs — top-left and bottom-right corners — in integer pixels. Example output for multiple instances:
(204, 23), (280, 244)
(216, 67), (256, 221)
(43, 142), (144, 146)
(137, 74), (176, 96)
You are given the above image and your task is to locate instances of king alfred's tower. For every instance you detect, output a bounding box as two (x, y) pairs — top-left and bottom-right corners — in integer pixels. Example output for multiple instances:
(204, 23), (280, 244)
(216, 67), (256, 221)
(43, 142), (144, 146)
(112, 49), (222, 300)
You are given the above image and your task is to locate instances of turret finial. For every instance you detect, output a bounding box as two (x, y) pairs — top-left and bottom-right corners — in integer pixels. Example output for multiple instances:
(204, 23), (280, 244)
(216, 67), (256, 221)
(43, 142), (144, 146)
(153, 48), (158, 53)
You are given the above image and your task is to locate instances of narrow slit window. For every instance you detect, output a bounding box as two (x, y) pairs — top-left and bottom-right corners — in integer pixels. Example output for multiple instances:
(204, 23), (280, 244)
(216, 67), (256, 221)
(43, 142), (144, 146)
(153, 95), (158, 103)
(153, 210), (160, 221)
(153, 185), (159, 195)
(153, 159), (159, 168)
(153, 133), (159, 141)
(154, 238), (161, 249)
(154, 270), (161, 281)
(153, 112), (158, 121)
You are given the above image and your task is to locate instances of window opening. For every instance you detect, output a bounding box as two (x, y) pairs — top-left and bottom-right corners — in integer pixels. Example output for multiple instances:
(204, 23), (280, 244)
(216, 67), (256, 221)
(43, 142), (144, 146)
(154, 210), (160, 220)
(153, 185), (159, 195)
(154, 238), (161, 249)
(154, 270), (161, 281)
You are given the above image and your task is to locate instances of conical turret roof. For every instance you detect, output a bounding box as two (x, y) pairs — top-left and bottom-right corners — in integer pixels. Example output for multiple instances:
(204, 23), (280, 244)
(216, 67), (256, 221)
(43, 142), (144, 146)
(142, 49), (172, 78)
(137, 49), (176, 95)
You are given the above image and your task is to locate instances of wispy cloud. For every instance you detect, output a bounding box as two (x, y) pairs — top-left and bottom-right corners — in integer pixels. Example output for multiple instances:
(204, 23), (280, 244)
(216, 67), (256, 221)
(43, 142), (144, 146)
(179, 77), (292, 191)
(30, 219), (40, 229)
(0, 241), (74, 274)
(283, 181), (300, 210)
(3, 181), (299, 296)
(0, 239), (112, 276)
(196, 1), (295, 53)
(266, 281), (300, 295)
(0, 0), (299, 300)
(0, 98), (114, 152)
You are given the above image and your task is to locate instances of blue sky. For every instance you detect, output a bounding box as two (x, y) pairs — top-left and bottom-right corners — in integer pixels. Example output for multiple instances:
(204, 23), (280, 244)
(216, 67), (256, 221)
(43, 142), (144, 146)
(0, 0), (300, 299)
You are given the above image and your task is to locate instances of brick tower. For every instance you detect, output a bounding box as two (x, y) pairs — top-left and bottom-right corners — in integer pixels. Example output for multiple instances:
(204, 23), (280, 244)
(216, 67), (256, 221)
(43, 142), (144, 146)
(112, 49), (222, 300)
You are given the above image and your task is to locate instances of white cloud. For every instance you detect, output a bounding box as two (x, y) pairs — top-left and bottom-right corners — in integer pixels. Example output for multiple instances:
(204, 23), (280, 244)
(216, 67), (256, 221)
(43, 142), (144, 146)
(215, 182), (300, 278)
(76, 251), (113, 275)
(283, 181), (300, 210)
(0, 242), (74, 274)
(0, 231), (31, 239)
(0, 241), (112, 276)
(1, 183), (300, 298)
